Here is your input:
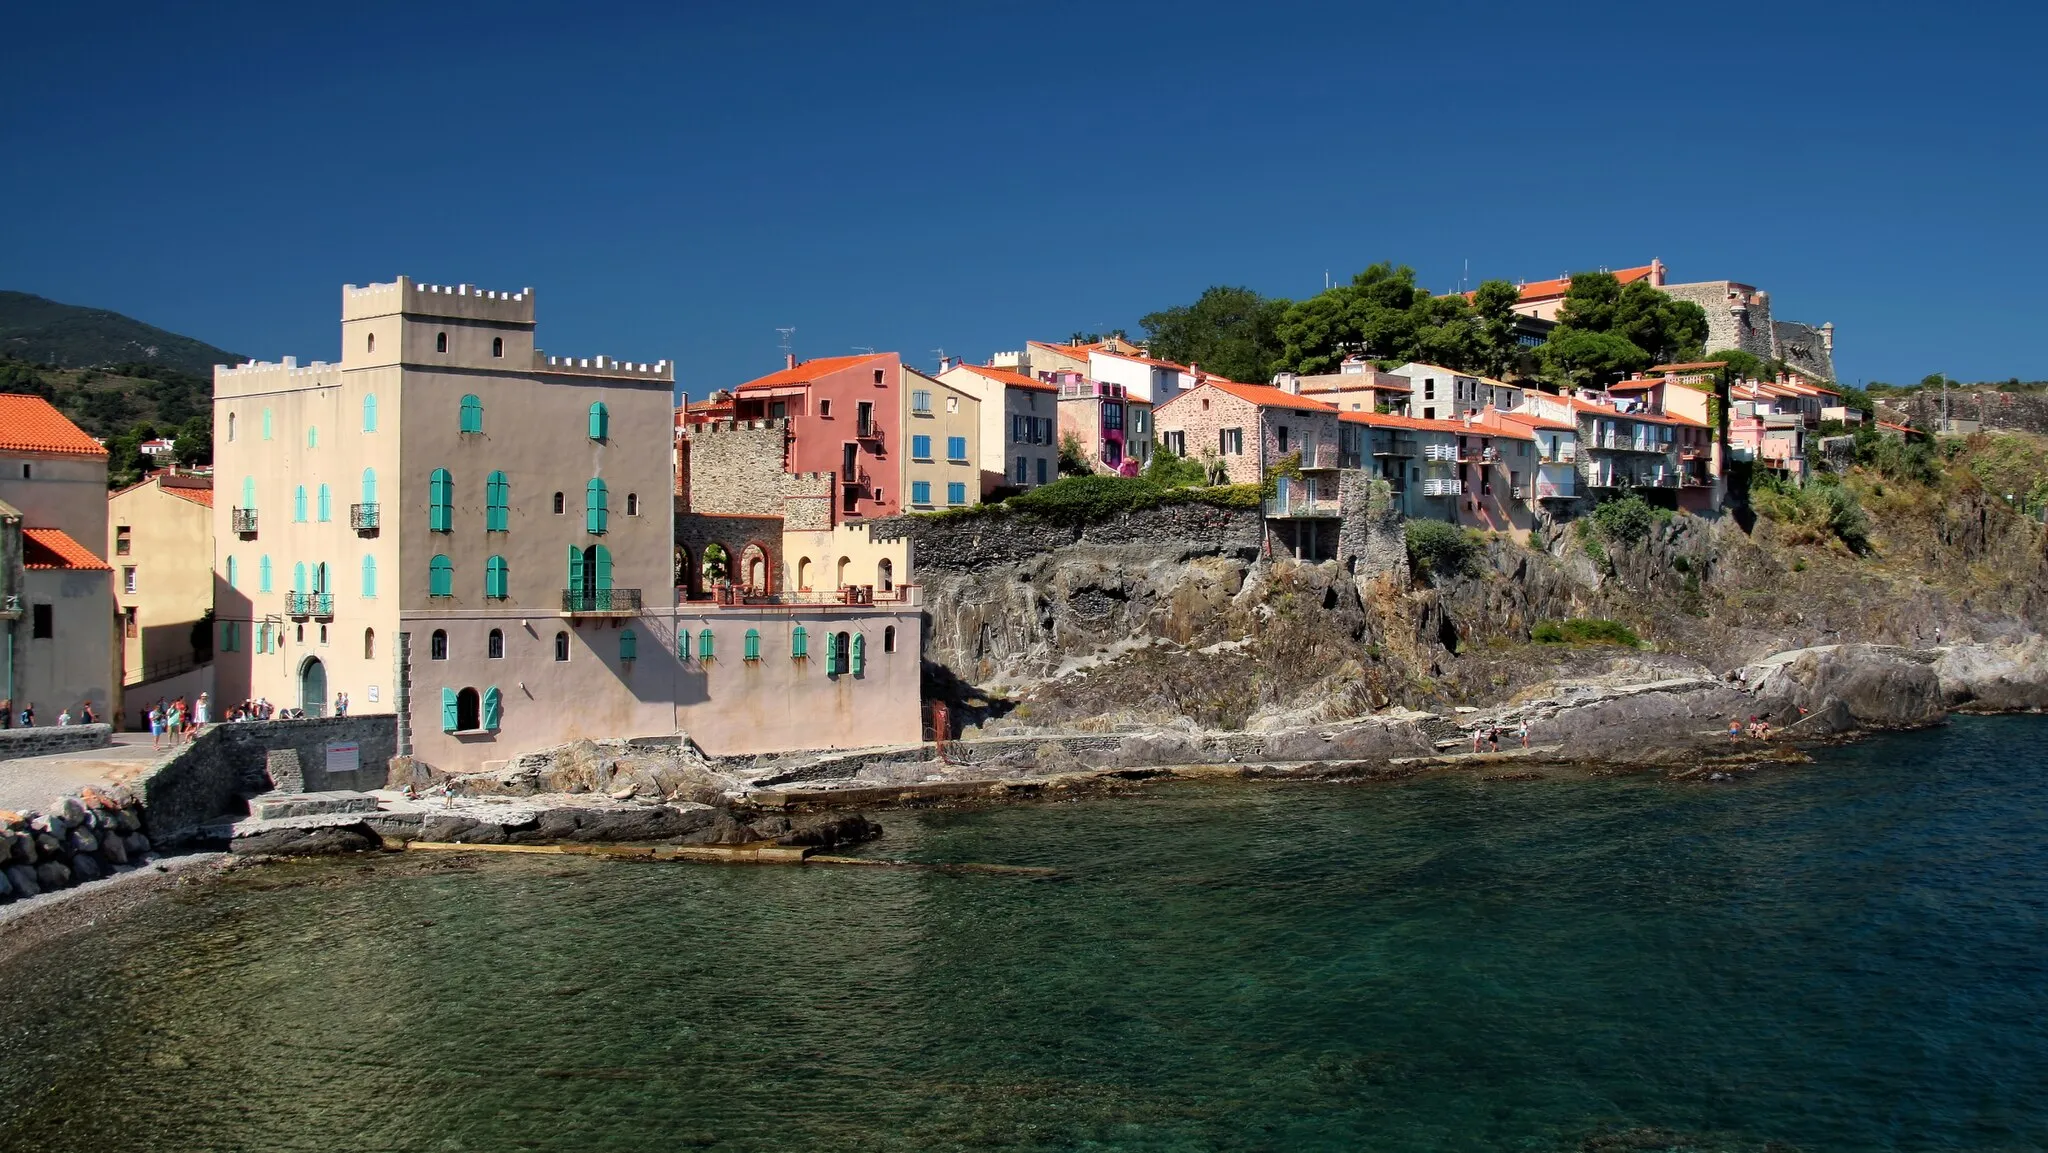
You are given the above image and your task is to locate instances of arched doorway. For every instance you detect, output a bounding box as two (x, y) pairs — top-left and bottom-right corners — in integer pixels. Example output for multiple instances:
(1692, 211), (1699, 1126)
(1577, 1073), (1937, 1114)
(877, 558), (894, 592)
(675, 545), (691, 598)
(300, 656), (328, 718)
(702, 542), (732, 589)
(796, 556), (813, 591)
(739, 541), (771, 594)
(836, 556), (851, 589)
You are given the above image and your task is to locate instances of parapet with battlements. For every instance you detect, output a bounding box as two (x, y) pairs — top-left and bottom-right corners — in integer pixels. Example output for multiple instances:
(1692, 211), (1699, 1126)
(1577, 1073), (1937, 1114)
(212, 356), (344, 395)
(533, 351), (673, 383)
(342, 276), (536, 325)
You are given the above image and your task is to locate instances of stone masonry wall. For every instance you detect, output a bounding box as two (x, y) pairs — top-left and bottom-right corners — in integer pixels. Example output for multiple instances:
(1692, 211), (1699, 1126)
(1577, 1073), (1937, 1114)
(0, 724), (111, 764)
(1893, 390), (2048, 436)
(682, 420), (789, 516)
(867, 501), (1262, 573)
(134, 714), (397, 841)
(1155, 389), (1266, 483)
(1660, 281), (1775, 362)
(1338, 472), (1410, 585)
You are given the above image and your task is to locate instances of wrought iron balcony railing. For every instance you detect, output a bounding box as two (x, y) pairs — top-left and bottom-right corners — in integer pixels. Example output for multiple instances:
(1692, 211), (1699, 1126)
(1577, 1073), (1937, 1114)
(562, 588), (643, 614)
(232, 508), (258, 534)
(351, 502), (379, 532)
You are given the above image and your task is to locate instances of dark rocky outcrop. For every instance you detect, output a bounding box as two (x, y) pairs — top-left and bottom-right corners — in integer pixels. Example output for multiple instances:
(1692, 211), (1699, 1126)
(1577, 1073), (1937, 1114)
(1750, 645), (1948, 730)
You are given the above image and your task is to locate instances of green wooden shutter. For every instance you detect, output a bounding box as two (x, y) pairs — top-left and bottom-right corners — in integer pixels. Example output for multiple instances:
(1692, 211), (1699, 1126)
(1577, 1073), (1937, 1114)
(226, 556), (238, 588)
(362, 468), (377, 505)
(589, 402), (609, 441)
(824, 634), (838, 676)
(317, 484), (331, 522)
(241, 476), (255, 509)
(461, 395), (483, 433)
(791, 625), (807, 658)
(594, 544), (613, 591)
(441, 687), (458, 732)
(744, 628), (760, 661)
(568, 546), (584, 603)
(430, 555), (452, 597)
(429, 469), (452, 532)
(363, 394), (378, 432)
(620, 629), (638, 662)
(362, 555), (376, 597)
(482, 686), (502, 730)
(486, 471), (508, 531)
(293, 486), (307, 522)
(852, 633), (866, 676)
(259, 555), (272, 592)
(585, 478), (608, 534)
(293, 562), (306, 593)
(485, 556), (507, 599)
(698, 628), (713, 661)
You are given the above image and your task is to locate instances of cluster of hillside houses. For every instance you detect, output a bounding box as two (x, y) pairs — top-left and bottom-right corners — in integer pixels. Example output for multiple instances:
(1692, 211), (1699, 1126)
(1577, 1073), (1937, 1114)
(0, 264), (1849, 774)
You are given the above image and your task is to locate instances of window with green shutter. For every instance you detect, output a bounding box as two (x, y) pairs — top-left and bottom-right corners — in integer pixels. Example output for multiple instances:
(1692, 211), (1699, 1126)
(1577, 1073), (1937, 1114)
(262, 408), (273, 440)
(485, 555), (508, 599)
(241, 476), (255, 510)
(259, 555), (272, 592)
(363, 394), (378, 432)
(226, 556), (238, 588)
(744, 628), (760, 661)
(361, 555), (377, 598)
(308, 426), (319, 449)
(593, 544), (612, 590)
(460, 394), (483, 434)
(293, 486), (307, 522)
(824, 633), (839, 676)
(317, 484), (332, 522)
(429, 468), (453, 532)
(482, 686), (502, 730)
(429, 554), (453, 598)
(588, 402), (610, 441)
(292, 561), (307, 593)
(361, 468), (377, 506)
(791, 625), (808, 659)
(441, 687), (458, 732)
(486, 471), (509, 531)
(852, 633), (866, 676)
(697, 628), (714, 661)
(585, 478), (608, 534)
(620, 629), (638, 662)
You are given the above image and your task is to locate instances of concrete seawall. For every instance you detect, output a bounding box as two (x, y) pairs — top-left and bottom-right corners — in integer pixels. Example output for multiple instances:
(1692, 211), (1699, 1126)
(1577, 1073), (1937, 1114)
(0, 724), (112, 764)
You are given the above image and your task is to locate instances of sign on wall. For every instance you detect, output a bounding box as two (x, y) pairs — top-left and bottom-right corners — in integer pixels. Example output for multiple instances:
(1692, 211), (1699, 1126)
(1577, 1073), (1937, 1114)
(325, 740), (360, 776)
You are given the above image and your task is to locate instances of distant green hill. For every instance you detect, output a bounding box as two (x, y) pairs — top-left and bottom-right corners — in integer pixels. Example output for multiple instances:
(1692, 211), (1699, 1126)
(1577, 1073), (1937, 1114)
(0, 290), (241, 377)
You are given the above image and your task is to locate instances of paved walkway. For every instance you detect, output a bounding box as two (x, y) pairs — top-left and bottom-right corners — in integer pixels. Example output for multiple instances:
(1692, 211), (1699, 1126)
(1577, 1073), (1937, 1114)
(0, 734), (169, 814)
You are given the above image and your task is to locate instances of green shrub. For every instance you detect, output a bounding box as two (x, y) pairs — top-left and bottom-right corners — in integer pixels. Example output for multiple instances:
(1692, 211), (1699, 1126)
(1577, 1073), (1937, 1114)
(1751, 473), (1871, 553)
(1591, 492), (1656, 544)
(1057, 432), (1092, 478)
(1531, 617), (1641, 647)
(1526, 529), (1546, 551)
(1143, 447), (1208, 489)
(1405, 518), (1480, 580)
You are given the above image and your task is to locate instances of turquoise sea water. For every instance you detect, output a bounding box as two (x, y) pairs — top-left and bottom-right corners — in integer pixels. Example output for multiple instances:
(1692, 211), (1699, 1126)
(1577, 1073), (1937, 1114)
(2, 717), (2046, 1151)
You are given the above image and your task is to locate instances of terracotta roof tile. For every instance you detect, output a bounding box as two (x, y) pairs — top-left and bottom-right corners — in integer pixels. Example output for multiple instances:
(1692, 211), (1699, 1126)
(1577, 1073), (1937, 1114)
(23, 527), (110, 571)
(735, 354), (887, 392)
(1164, 379), (1338, 414)
(0, 395), (107, 458)
(950, 363), (1056, 393)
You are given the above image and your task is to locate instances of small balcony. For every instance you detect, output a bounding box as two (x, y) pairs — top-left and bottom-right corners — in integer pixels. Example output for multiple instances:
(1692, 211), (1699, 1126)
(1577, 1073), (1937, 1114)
(1264, 494), (1343, 518)
(1296, 444), (1340, 470)
(1535, 480), (1580, 500)
(232, 507), (258, 535)
(285, 592), (334, 619)
(1373, 437), (1417, 458)
(855, 423), (885, 446)
(351, 502), (380, 533)
(1457, 446), (1502, 465)
(1422, 444), (1457, 463)
(562, 588), (643, 616)
(1420, 478), (1463, 497)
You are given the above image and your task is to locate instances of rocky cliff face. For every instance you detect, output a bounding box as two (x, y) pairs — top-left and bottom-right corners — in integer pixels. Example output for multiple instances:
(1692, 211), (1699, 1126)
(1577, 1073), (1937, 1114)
(903, 485), (2048, 737)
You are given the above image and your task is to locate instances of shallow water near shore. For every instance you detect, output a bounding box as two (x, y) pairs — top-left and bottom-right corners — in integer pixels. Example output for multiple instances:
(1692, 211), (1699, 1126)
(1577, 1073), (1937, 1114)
(3, 717), (2047, 1151)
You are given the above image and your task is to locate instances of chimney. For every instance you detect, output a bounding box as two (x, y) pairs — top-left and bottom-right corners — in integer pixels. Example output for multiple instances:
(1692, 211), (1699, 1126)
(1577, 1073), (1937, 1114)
(785, 353), (797, 370)
(1650, 257), (1667, 287)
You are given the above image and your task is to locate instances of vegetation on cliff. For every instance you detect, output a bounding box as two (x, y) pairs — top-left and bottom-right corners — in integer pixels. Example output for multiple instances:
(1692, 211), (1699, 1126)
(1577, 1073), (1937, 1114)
(921, 473), (1261, 527)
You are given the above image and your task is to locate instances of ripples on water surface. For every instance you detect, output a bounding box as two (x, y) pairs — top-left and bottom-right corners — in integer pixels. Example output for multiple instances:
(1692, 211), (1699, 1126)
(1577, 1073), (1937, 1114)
(3, 717), (2047, 1151)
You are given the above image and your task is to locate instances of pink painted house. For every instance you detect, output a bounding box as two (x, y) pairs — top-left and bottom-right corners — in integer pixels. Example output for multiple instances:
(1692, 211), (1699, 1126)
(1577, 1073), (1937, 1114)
(732, 353), (904, 520)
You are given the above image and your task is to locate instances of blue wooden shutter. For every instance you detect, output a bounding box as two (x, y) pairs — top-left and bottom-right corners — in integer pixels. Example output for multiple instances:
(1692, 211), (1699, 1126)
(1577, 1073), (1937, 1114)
(461, 394), (482, 433)
(441, 687), (458, 732)
(585, 478), (608, 534)
(430, 555), (452, 597)
(482, 686), (502, 730)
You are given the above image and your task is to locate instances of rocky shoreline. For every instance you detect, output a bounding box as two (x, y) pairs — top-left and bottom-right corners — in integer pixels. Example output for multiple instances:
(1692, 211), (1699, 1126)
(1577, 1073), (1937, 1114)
(1, 639), (2042, 946)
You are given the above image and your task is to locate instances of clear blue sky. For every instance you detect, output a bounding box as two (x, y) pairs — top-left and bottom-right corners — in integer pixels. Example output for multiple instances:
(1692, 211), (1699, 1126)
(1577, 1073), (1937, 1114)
(6, 0), (2043, 396)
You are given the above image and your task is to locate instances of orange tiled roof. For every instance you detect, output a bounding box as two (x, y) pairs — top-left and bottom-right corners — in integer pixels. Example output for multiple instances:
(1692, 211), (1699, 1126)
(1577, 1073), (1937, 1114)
(1652, 361), (1728, 372)
(1338, 411), (1468, 434)
(1298, 375), (1412, 393)
(22, 527), (110, 571)
(950, 363), (1056, 393)
(164, 483), (214, 508)
(735, 354), (886, 392)
(0, 395), (107, 458)
(1513, 264), (1661, 301)
(1166, 379), (1338, 415)
(1494, 410), (1578, 433)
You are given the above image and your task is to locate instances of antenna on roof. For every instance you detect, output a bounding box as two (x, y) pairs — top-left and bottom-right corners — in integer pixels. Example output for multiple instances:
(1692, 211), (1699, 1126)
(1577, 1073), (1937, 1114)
(930, 347), (947, 372)
(851, 346), (876, 354)
(776, 327), (796, 360)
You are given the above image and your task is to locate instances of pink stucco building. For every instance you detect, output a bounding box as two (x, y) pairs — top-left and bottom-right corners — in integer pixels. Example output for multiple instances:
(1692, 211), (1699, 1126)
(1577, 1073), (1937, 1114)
(732, 353), (904, 520)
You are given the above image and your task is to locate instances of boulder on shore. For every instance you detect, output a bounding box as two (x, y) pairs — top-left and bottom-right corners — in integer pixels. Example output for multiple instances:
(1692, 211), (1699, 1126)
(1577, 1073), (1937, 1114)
(1751, 644), (1946, 730)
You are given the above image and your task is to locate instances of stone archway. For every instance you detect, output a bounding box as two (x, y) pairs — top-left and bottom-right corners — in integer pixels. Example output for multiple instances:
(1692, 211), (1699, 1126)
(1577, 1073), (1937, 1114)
(702, 542), (733, 590)
(739, 540), (773, 595)
(676, 544), (695, 600)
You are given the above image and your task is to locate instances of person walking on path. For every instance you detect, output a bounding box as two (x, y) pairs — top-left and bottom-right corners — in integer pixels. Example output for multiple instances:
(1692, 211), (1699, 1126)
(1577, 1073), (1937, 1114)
(79, 700), (95, 725)
(195, 692), (210, 730)
(1514, 720), (1529, 749)
(18, 702), (33, 728)
(1472, 728), (1484, 754)
(149, 704), (164, 750)
(57, 707), (72, 727)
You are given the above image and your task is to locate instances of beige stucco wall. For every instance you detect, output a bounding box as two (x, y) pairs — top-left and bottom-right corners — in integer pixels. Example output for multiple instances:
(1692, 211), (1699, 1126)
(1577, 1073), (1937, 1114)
(936, 367), (1059, 492)
(781, 522), (911, 595)
(0, 455), (108, 557)
(673, 606), (923, 755)
(109, 480), (215, 685)
(13, 568), (114, 721)
(900, 370), (981, 509)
